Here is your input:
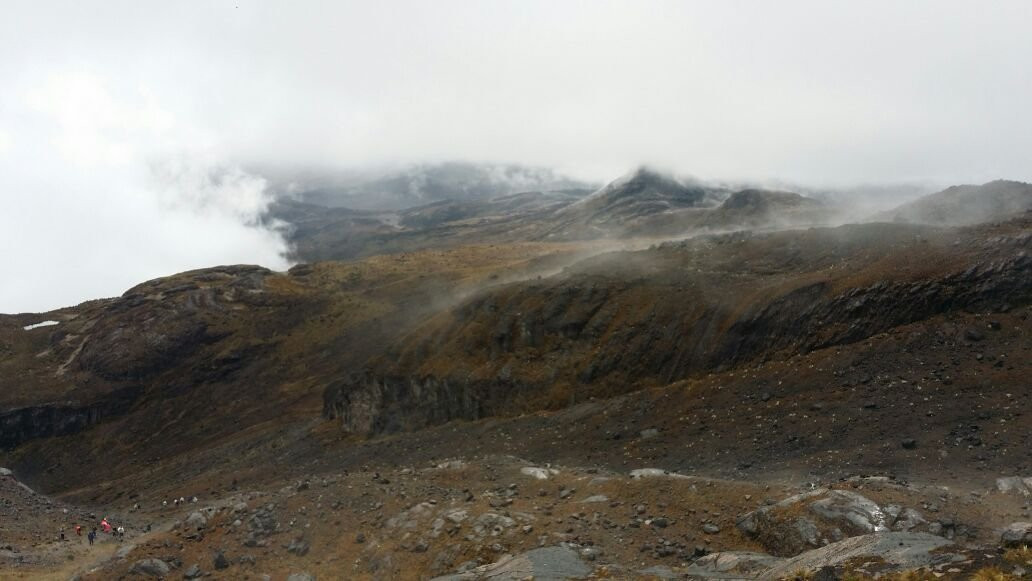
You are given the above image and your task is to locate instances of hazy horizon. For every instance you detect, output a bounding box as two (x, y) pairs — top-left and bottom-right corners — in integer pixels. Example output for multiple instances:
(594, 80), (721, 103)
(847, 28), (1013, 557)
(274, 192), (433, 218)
(2, 1), (1031, 312)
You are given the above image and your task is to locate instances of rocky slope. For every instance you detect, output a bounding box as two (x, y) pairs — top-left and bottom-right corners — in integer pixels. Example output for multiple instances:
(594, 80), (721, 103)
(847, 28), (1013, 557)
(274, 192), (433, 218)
(272, 168), (835, 262)
(877, 179), (1032, 226)
(0, 243), (591, 491)
(324, 217), (1031, 437)
(1, 178), (1031, 578)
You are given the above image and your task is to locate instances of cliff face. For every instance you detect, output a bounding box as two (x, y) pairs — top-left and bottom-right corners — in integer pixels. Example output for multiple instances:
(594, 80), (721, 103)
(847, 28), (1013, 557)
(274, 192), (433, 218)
(0, 385), (142, 449)
(323, 220), (1032, 436)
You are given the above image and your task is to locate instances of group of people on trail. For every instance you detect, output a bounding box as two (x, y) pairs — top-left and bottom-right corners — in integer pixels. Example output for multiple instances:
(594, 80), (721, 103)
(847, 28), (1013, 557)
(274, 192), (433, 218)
(70, 517), (124, 547)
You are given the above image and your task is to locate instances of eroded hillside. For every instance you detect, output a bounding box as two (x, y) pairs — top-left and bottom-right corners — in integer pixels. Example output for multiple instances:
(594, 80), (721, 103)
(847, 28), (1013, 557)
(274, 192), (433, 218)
(324, 217), (1031, 437)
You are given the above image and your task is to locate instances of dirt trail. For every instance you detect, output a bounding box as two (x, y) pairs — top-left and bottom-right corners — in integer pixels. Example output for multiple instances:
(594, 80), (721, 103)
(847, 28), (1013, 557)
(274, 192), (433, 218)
(7, 520), (180, 581)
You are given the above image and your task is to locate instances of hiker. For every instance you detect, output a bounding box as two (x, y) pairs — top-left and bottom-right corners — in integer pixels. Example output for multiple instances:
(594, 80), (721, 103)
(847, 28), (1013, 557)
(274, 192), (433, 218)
(100, 518), (112, 534)
(87, 529), (95, 546)
(75, 524), (82, 542)
(117, 526), (125, 541)
(59, 527), (65, 541)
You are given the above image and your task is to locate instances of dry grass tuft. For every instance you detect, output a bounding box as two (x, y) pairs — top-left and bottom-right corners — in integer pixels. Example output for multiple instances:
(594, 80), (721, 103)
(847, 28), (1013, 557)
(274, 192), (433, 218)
(1003, 544), (1032, 566)
(971, 566), (1017, 581)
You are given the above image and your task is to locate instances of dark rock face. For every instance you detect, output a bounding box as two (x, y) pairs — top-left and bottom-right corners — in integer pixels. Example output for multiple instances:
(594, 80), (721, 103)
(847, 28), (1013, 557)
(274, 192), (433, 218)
(0, 385), (141, 450)
(77, 266), (271, 381)
(323, 376), (535, 434)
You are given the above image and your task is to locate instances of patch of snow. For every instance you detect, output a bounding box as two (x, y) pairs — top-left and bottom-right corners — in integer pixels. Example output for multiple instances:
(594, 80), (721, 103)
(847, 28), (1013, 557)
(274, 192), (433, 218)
(630, 468), (690, 479)
(23, 320), (59, 331)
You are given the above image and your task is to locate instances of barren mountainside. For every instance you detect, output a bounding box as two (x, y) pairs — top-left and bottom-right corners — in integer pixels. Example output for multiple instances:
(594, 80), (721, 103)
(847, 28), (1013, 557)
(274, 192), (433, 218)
(1, 174), (1031, 580)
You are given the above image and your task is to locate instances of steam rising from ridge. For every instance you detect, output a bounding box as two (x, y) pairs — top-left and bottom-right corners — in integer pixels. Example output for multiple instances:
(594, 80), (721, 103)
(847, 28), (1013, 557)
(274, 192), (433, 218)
(0, 72), (291, 313)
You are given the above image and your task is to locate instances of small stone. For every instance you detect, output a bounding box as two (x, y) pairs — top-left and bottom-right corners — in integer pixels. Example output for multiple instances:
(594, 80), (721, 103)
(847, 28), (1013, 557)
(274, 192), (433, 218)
(212, 550), (230, 570)
(702, 523), (720, 534)
(901, 438), (917, 449)
(287, 537), (310, 556)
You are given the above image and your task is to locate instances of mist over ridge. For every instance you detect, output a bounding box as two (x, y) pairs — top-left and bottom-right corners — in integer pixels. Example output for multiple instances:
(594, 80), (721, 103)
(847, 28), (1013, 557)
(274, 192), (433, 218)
(2, 1), (1031, 312)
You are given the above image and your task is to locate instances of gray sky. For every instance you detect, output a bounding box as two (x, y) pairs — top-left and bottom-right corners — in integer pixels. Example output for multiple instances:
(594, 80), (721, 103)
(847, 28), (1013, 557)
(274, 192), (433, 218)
(2, 1), (1031, 312)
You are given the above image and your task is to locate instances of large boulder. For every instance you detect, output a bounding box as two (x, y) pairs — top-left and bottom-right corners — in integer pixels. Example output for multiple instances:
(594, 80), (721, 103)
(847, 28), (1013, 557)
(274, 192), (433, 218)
(520, 467), (559, 480)
(185, 511), (207, 530)
(1001, 522), (1032, 547)
(682, 551), (786, 578)
(129, 558), (171, 577)
(736, 489), (913, 556)
(996, 477), (1032, 496)
(808, 490), (890, 532)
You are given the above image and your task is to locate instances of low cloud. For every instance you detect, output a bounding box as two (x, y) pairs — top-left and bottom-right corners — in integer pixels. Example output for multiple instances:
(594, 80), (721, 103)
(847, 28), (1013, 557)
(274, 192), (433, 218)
(0, 71), (290, 313)
(2, 2), (1030, 311)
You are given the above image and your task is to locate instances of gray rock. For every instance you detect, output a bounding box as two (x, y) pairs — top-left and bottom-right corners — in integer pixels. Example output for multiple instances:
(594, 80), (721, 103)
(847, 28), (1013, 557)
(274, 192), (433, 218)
(185, 511), (207, 530)
(432, 546), (591, 580)
(702, 523), (720, 534)
(520, 467), (558, 480)
(996, 477), (1032, 496)
(808, 490), (889, 532)
(287, 537), (311, 556)
(737, 488), (894, 556)
(1001, 522), (1032, 547)
(892, 508), (926, 532)
(579, 495), (608, 503)
(683, 551), (786, 578)
(736, 489), (827, 536)
(286, 574), (315, 581)
(765, 532), (955, 579)
(183, 563), (202, 579)
(212, 550), (230, 570)
(793, 517), (820, 547)
(640, 428), (660, 439)
(0, 468), (12, 477)
(130, 558), (171, 577)
(629, 468), (689, 479)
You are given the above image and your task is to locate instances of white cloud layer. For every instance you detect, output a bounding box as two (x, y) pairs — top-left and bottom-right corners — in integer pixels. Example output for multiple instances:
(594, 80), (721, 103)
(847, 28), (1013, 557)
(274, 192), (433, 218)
(1, 0), (1031, 311)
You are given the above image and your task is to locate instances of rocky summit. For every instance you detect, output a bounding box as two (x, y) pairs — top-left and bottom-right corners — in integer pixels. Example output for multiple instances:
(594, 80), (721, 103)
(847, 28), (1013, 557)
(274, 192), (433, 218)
(1, 174), (1031, 580)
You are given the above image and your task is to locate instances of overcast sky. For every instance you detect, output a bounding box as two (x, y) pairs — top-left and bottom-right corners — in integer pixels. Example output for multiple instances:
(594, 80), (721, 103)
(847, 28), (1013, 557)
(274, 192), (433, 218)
(2, 1), (1031, 312)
